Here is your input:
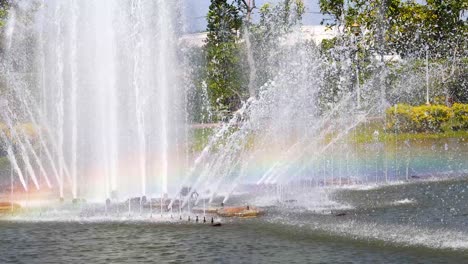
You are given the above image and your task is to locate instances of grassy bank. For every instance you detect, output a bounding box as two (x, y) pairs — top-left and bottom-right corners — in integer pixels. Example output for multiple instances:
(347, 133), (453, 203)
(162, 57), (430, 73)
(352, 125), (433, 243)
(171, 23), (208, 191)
(350, 120), (468, 144)
(190, 120), (468, 152)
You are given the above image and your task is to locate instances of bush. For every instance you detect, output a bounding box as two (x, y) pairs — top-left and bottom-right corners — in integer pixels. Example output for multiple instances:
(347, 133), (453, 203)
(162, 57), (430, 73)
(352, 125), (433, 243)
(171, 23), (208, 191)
(451, 103), (468, 130)
(386, 104), (414, 131)
(411, 105), (451, 132)
(386, 103), (468, 133)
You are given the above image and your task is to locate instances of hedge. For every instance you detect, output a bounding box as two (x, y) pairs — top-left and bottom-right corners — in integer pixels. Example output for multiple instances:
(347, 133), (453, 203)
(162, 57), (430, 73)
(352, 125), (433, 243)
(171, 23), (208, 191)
(451, 103), (468, 130)
(386, 103), (468, 133)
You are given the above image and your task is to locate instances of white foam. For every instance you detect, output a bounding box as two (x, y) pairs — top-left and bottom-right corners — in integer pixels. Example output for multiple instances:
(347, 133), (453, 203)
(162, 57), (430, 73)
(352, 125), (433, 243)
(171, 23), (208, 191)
(390, 198), (416, 205)
(268, 217), (468, 251)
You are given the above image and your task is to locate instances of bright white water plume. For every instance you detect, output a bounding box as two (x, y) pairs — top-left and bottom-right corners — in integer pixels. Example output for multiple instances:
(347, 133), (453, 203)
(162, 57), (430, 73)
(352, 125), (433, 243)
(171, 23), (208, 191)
(0, 0), (186, 201)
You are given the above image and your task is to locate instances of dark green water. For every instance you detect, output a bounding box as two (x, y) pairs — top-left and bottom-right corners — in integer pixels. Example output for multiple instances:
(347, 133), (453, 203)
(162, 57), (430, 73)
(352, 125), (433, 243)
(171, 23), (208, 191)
(2, 178), (468, 263)
(0, 220), (466, 264)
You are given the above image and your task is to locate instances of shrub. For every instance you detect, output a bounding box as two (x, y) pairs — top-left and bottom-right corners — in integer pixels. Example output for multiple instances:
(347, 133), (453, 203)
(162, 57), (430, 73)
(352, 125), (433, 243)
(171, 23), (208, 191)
(386, 104), (467, 133)
(450, 103), (468, 130)
(411, 105), (451, 132)
(386, 104), (414, 132)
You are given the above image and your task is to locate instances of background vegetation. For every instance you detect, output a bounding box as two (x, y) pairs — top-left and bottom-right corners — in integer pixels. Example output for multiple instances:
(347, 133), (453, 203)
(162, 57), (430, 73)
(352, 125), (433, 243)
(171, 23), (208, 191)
(386, 103), (468, 133)
(193, 0), (467, 122)
(0, 0), (466, 132)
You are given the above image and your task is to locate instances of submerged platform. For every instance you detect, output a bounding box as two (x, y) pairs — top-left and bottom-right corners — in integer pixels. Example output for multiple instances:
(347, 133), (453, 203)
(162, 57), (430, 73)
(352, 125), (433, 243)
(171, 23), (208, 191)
(217, 206), (264, 218)
(0, 202), (21, 213)
(190, 205), (264, 218)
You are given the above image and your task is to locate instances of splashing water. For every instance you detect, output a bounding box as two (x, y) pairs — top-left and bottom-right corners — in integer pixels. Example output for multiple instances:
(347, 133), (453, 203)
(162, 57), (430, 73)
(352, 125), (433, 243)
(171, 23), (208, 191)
(1, 1), (186, 202)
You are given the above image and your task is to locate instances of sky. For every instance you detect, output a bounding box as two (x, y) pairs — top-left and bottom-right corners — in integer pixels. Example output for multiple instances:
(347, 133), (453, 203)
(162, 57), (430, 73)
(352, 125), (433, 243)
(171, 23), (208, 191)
(184, 0), (325, 32)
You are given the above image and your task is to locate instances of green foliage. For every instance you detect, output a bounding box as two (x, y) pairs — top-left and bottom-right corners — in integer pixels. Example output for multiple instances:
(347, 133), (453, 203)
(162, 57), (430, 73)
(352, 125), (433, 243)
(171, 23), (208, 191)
(320, 37), (336, 52)
(411, 105), (452, 132)
(451, 103), (468, 130)
(386, 103), (414, 131)
(386, 103), (468, 133)
(203, 0), (306, 117)
(205, 0), (247, 114)
(387, 0), (467, 58)
(191, 128), (215, 152)
(436, 60), (468, 104)
(319, 0), (467, 58)
(257, 0), (305, 30)
(350, 119), (468, 144)
(249, 0), (305, 88)
(0, 0), (10, 28)
(318, 0), (343, 26)
(206, 0), (242, 44)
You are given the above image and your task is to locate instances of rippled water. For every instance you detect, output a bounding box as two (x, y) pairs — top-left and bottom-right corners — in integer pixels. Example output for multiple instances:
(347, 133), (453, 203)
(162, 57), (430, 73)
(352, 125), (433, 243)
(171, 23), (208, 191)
(1, 178), (468, 263)
(0, 220), (466, 264)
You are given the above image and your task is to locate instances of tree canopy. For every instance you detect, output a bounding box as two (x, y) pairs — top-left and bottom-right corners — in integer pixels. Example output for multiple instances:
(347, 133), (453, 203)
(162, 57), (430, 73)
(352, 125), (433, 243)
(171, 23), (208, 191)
(319, 0), (467, 58)
(0, 0), (10, 28)
(205, 0), (246, 115)
(204, 0), (306, 115)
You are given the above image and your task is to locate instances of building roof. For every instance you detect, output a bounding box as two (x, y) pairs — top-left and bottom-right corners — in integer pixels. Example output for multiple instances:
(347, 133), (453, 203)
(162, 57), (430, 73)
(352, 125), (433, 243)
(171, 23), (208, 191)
(179, 25), (338, 47)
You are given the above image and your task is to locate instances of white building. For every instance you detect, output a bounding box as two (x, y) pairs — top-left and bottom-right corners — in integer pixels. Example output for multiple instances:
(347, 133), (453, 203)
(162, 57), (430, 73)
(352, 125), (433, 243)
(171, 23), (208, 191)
(179, 25), (338, 47)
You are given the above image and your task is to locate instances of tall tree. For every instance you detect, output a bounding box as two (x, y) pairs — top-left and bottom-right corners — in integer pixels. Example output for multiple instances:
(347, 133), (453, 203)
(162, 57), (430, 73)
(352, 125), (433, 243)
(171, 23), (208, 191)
(249, 0), (305, 88)
(205, 0), (246, 116)
(319, 0), (467, 58)
(319, 0), (467, 105)
(235, 0), (256, 23)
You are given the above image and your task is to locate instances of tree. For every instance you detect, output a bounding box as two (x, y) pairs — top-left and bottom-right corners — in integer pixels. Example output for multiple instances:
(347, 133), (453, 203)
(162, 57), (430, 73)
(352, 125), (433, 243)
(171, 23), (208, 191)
(235, 0), (256, 23)
(249, 0), (305, 88)
(0, 0), (10, 28)
(0, 0), (10, 95)
(204, 0), (247, 116)
(319, 0), (467, 58)
(425, 0), (467, 57)
(319, 0), (467, 105)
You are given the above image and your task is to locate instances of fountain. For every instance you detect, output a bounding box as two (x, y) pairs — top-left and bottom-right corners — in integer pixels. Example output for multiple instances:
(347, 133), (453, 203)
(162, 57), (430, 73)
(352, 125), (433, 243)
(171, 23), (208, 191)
(0, 0), (466, 226)
(0, 1), (468, 262)
(0, 0), (187, 203)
